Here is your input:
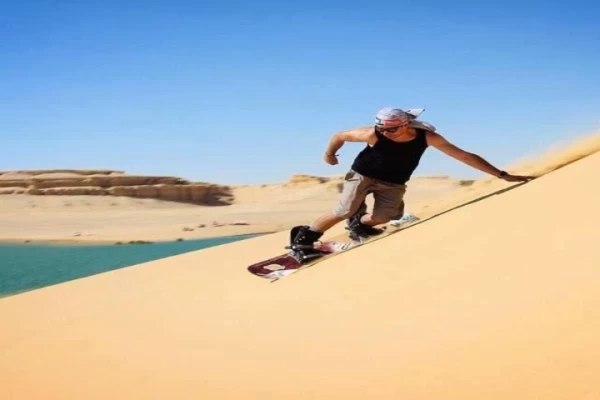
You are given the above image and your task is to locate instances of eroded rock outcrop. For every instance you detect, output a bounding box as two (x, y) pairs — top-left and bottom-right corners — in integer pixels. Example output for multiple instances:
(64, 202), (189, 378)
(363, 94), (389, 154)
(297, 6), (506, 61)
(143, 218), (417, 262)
(286, 174), (333, 185)
(0, 170), (233, 205)
(107, 184), (233, 205)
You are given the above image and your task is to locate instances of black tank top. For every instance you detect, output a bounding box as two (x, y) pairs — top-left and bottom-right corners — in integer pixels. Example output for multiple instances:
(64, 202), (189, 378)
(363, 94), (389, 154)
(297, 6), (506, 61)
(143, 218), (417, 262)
(351, 128), (429, 185)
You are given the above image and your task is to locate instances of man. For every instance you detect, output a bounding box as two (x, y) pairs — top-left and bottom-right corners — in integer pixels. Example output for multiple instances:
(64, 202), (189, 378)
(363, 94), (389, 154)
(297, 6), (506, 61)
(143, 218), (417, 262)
(289, 107), (534, 260)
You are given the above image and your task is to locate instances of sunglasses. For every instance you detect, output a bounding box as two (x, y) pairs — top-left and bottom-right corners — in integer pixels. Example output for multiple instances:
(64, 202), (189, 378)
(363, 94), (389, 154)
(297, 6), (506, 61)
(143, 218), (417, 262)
(376, 125), (405, 133)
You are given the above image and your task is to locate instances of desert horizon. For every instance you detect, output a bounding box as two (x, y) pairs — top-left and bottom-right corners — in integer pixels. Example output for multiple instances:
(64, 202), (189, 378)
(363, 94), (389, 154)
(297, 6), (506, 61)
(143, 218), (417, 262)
(0, 164), (478, 244)
(1, 132), (599, 245)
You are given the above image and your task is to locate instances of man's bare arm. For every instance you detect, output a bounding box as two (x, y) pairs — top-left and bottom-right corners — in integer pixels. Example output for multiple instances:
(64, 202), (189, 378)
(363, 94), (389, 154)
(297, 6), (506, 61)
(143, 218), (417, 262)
(325, 126), (374, 156)
(425, 131), (534, 181)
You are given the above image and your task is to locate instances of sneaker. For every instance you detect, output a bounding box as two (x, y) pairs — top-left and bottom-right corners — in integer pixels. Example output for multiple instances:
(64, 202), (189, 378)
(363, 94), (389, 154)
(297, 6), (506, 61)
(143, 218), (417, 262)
(388, 213), (420, 226)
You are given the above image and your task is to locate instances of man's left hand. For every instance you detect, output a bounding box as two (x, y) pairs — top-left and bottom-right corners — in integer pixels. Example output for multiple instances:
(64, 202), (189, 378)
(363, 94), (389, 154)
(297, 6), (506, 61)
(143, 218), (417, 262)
(501, 173), (535, 182)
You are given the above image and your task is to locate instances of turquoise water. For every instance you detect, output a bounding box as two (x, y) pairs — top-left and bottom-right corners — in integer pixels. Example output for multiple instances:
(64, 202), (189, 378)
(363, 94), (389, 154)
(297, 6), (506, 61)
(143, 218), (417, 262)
(0, 234), (260, 298)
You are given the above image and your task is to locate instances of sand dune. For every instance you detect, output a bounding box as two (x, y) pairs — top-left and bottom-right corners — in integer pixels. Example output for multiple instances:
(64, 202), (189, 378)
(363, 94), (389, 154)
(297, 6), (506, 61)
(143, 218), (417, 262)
(0, 133), (599, 399)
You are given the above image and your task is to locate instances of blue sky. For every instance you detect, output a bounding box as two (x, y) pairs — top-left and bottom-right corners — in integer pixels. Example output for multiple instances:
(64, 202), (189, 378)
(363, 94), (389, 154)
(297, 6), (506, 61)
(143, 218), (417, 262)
(2, 0), (599, 184)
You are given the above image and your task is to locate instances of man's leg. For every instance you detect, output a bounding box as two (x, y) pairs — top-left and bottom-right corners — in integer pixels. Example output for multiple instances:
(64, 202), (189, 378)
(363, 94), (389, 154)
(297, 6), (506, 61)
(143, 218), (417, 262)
(345, 200), (368, 227)
(346, 181), (406, 241)
(359, 197), (403, 225)
(369, 182), (407, 225)
(358, 212), (390, 226)
(309, 213), (346, 233)
(291, 170), (371, 246)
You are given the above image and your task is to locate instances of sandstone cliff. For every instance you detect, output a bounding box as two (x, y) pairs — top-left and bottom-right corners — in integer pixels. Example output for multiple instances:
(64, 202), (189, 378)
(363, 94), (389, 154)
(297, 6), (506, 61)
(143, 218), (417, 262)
(286, 174), (336, 185)
(0, 170), (233, 206)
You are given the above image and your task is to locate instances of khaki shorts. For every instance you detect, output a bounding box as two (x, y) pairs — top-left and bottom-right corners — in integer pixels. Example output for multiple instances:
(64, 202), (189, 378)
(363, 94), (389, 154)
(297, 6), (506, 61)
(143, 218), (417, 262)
(332, 170), (406, 220)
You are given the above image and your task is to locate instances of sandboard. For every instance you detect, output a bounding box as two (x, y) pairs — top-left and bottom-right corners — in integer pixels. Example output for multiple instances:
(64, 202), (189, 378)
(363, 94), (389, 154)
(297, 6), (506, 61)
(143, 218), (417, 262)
(246, 213), (421, 281)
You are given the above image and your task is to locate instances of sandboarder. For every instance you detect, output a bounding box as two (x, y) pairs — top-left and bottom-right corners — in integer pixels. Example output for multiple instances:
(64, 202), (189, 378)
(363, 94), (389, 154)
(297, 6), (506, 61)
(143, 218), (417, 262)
(289, 107), (534, 259)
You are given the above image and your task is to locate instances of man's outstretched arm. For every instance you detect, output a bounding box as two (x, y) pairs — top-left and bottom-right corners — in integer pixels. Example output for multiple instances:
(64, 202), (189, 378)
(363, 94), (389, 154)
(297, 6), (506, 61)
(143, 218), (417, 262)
(425, 131), (535, 182)
(323, 127), (374, 165)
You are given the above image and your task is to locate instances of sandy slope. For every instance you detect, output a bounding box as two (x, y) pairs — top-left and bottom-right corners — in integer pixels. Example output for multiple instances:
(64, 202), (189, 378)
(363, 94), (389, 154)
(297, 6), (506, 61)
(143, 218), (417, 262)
(0, 135), (599, 399)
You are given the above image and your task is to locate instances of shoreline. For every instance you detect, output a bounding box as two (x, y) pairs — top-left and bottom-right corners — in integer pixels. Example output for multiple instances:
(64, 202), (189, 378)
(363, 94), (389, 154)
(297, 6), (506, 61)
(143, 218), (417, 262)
(0, 231), (275, 246)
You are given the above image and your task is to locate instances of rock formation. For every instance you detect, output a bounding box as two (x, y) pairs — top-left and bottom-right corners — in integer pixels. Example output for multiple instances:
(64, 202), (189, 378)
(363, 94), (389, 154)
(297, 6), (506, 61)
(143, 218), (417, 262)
(0, 170), (234, 206)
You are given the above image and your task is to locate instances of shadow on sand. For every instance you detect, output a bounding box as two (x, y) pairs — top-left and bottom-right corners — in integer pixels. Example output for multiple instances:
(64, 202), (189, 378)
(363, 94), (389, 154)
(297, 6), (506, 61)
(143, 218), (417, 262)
(399, 180), (531, 232)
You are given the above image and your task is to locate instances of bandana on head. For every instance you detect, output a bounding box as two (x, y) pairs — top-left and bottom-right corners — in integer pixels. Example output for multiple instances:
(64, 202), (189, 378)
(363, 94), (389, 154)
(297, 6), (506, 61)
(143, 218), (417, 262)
(375, 107), (410, 128)
(375, 107), (437, 132)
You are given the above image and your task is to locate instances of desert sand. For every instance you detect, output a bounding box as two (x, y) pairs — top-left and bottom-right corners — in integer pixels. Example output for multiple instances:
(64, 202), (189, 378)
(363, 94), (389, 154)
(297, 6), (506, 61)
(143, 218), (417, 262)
(0, 170), (472, 244)
(0, 133), (599, 399)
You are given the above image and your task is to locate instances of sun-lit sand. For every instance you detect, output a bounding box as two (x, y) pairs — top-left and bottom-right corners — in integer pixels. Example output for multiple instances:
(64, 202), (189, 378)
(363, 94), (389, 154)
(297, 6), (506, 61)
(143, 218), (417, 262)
(0, 133), (599, 399)
(0, 171), (470, 244)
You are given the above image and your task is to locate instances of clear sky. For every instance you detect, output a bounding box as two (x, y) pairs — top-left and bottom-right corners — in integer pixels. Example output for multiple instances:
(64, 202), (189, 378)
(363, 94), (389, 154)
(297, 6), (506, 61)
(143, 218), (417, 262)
(2, 0), (599, 184)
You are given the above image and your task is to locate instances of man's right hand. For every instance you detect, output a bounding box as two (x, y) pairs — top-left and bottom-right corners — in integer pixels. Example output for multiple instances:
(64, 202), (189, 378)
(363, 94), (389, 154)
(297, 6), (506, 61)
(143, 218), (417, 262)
(324, 153), (339, 165)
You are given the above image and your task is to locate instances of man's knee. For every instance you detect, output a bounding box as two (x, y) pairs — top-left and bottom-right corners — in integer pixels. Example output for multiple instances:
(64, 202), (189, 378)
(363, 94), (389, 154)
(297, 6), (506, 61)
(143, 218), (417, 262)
(332, 199), (366, 219)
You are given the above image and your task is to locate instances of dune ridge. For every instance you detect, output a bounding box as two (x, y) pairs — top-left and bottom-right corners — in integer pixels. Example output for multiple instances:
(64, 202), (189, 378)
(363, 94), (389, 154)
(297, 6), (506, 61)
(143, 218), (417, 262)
(505, 133), (598, 177)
